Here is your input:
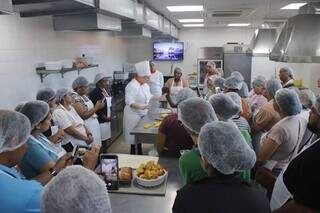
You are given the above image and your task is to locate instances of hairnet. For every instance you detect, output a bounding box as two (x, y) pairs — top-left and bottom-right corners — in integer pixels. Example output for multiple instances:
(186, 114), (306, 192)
(213, 77), (225, 88)
(198, 121), (256, 175)
(231, 71), (244, 81)
(275, 88), (302, 116)
(36, 88), (56, 103)
(266, 78), (282, 98)
(41, 165), (112, 213)
(226, 92), (243, 113)
(178, 97), (218, 134)
(0, 110), (31, 153)
(72, 76), (89, 90)
(174, 67), (183, 74)
(315, 97), (320, 116)
(224, 76), (243, 90)
(283, 142), (320, 211)
(14, 102), (25, 112)
(135, 61), (151, 77)
(93, 73), (107, 85)
(56, 88), (70, 103)
(206, 61), (216, 69)
(176, 88), (197, 104)
(280, 66), (294, 78)
(209, 94), (241, 121)
(239, 81), (249, 98)
(252, 76), (266, 87)
(298, 89), (316, 109)
(20, 101), (50, 129)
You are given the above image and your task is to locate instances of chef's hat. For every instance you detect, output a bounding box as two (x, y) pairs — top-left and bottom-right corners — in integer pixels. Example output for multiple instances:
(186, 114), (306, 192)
(135, 61), (151, 77)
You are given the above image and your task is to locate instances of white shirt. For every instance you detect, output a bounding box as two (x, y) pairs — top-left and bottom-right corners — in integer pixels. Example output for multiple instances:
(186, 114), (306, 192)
(147, 70), (164, 96)
(125, 78), (152, 116)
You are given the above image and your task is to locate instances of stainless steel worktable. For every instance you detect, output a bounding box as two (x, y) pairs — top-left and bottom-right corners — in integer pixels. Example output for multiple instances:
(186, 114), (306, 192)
(130, 115), (159, 145)
(109, 158), (182, 213)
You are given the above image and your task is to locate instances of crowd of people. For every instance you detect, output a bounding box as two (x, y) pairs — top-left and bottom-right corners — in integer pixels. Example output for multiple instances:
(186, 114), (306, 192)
(0, 60), (320, 213)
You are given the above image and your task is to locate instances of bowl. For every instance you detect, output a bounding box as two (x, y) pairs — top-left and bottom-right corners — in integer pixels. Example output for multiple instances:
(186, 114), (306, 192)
(134, 170), (168, 187)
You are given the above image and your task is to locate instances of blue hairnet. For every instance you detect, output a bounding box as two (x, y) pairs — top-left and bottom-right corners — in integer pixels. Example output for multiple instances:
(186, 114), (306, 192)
(176, 88), (197, 104)
(224, 76), (243, 90)
(20, 101), (50, 129)
(280, 67), (294, 78)
(275, 88), (302, 116)
(252, 76), (266, 87)
(231, 71), (244, 81)
(226, 92), (243, 113)
(209, 94), (241, 121)
(56, 88), (71, 103)
(36, 88), (56, 103)
(213, 77), (225, 88)
(239, 81), (249, 98)
(198, 121), (256, 175)
(266, 78), (282, 98)
(178, 97), (218, 134)
(72, 76), (89, 90)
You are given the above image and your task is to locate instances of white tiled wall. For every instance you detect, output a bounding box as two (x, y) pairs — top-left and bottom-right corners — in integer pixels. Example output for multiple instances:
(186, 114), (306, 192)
(0, 14), (129, 109)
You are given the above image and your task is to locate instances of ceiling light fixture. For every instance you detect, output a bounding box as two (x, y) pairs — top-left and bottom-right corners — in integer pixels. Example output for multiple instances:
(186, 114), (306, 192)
(228, 23), (251, 27)
(281, 3), (307, 10)
(178, 19), (204, 23)
(183, 24), (204, 27)
(167, 5), (203, 12)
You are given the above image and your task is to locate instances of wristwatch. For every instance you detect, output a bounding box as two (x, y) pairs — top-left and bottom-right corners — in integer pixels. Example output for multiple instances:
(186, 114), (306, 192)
(49, 168), (58, 176)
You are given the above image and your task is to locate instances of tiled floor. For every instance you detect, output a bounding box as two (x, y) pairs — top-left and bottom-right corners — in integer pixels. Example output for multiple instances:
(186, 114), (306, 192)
(107, 134), (154, 155)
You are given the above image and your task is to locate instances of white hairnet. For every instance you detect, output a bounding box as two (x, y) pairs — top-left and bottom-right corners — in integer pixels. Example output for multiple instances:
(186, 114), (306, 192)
(174, 67), (183, 74)
(135, 61), (151, 77)
(314, 97), (320, 115)
(72, 76), (89, 90)
(231, 71), (244, 81)
(94, 73), (107, 85)
(280, 66), (294, 78)
(298, 89), (316, 109)
(20, 101), (50, 129)
(199, 121), (256, 175)
(275, 88), (302, 116)
(239, 81), (249, 98)
(41, 165), (112, 213)
(266, 78), (282, 98)
(206, 61), (216, 69)
(56, 88), (70, 103)
(209, 94), (241, 121)
(213, 77), (225, 88)
(226, 92), (243, 113)
(252, 76), (266, 87)
(36, 88), (55, 103)
(176, 88), (197, 104)
(178, 97), (218, 134)
(224, 76), (243, 90)
(0, 110), (31, 153)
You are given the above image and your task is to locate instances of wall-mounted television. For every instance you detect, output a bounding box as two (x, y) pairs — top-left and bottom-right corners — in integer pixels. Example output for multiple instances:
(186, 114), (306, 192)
(153, 42), (184, 61)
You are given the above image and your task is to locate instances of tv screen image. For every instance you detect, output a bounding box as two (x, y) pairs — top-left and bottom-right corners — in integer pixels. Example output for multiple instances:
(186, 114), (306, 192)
(153, 42), (184, 61)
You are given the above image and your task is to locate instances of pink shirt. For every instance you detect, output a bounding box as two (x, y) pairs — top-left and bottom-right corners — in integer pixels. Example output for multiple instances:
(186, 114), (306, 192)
(248, 90), (268, 115)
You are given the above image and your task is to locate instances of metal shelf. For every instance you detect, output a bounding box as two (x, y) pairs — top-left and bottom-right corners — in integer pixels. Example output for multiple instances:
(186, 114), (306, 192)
(36, 64), (98, 83)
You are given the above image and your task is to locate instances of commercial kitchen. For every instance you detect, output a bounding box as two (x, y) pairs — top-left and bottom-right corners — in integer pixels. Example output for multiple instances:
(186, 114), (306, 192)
(0, 0), (320, 213)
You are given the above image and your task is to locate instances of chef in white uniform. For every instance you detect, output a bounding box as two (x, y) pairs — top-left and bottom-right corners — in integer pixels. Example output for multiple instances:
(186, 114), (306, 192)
(123, 60), (153, 154)
(147, 61), (164, 96)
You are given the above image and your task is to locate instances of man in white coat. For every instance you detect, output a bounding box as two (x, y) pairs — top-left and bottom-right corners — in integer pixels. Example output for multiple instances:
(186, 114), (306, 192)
(123, 61), (153, 154)
(147, 61), (164, 97)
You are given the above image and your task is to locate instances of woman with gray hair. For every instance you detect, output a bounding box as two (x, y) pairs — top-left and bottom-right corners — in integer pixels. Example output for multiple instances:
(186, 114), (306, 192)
(279, 67), (295, 88)
(173, 121), (270, 213)
(248, 76), (268, 114)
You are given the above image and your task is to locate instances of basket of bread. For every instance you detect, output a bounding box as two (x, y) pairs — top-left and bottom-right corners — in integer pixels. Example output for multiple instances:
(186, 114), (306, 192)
(134, 161), (167, 187)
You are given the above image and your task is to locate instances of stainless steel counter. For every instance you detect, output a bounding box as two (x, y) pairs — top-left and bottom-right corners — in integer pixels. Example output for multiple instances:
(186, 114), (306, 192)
(109, 158), (182, 213)
(130, 115), (159, 144)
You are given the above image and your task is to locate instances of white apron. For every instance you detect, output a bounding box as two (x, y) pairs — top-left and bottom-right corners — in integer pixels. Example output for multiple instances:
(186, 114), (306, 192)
(123, 84), (149, 145)
(60, 105), (88, 147)
(170, 79), (184, 103)
(148, 71), (163, 96)
(100, 96), (112, 141)
(81, 96), (102, 145)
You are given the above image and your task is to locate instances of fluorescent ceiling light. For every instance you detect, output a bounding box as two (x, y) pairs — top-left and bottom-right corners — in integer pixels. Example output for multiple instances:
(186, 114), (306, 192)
(228, 23), (251, 27)
(167, 5), (203, 12)
(183, 24), (204, 27)
(178, 19), (204, 23)
(281, 3), (307, 10)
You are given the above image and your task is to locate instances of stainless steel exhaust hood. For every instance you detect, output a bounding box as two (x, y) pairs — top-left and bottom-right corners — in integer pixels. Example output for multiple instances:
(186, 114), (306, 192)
(0, 0), (13, 14)
(250, 29), (277, 57)
(270, 3), (320, 63)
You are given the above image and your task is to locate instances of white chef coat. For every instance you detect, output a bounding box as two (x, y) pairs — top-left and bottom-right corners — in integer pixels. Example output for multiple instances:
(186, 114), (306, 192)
(123, 78), (152, 144)
(147, 70), (164, 96)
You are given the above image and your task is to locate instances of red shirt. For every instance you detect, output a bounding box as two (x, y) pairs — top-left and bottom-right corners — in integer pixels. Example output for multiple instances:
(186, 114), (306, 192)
(159, 114), (194, 158)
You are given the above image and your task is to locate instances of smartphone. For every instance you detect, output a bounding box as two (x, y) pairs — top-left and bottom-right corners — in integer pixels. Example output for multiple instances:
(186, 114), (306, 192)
(100, 154), (119, 190)
(72, 145), (90, 159)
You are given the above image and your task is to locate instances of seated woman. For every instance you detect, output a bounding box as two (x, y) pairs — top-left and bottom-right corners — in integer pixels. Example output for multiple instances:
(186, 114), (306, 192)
(52, 88), (93, 151)
(248, 76), (268, 115)
(157, 88), (196, 158)
(178, 97), (218, 185)
(257, 88), (307, 175)
(19, 101), (72, 185)
(71, 76), (104, 145)
(173, 121), (270, 213)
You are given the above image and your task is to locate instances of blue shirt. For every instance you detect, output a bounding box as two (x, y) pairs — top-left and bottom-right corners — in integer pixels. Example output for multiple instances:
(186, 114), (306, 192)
(0, 164), (42, 213)
(19, 134), (59, 179)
